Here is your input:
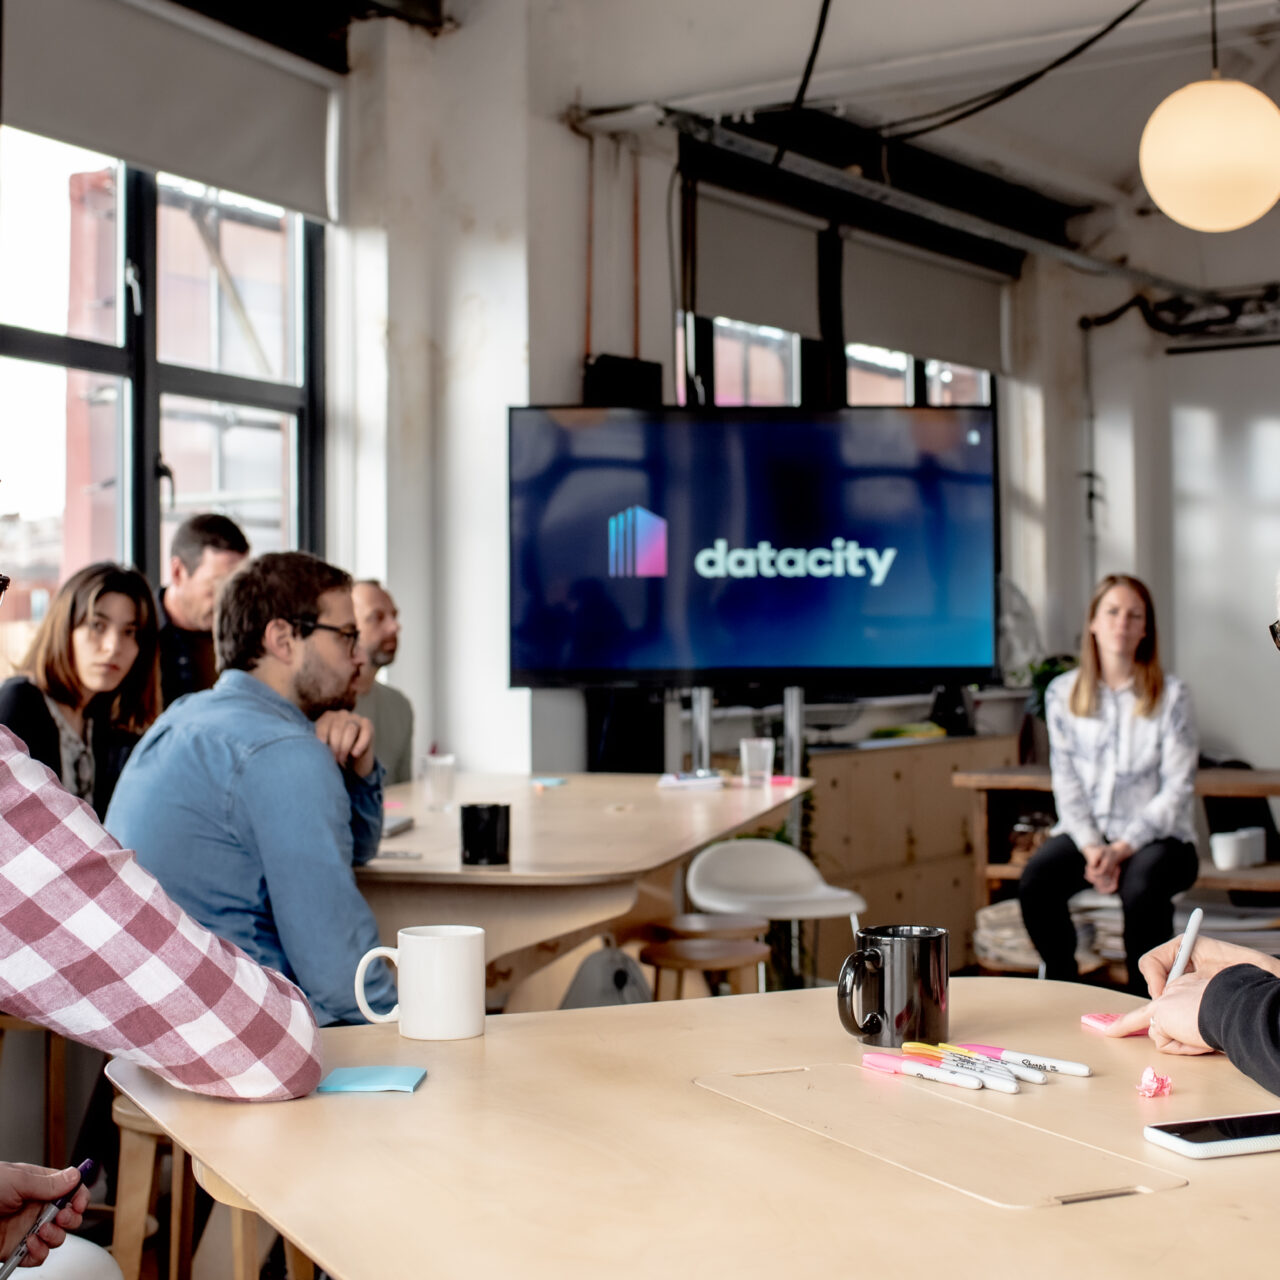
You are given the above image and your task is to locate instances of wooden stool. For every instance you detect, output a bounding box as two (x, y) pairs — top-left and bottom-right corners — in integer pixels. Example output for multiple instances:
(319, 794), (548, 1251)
(639, 937), (771, 999)
(110, 1094), (194, 1280)
(0, 1016), (66, 1167)
(655, 913), (769, 941)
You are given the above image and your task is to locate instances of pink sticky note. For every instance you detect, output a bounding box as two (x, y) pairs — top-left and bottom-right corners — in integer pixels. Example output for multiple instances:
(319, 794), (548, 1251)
(385, 800), (405, 810)
(1136, 1066), (1172, 1097)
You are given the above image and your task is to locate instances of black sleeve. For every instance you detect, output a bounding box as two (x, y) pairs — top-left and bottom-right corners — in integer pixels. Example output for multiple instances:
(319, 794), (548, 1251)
(0, 678), (60, 777)
(1198, 964), (1280, 1096)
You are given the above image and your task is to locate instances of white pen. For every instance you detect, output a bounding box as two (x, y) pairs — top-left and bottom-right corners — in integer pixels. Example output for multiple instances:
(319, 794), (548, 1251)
(959, 1042), (1092, 1077)
(1166, 907), (1205, 983)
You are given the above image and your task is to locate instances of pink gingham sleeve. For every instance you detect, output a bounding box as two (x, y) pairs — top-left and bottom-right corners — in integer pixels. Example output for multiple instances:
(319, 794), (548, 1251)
(0, 728), (321, 1100)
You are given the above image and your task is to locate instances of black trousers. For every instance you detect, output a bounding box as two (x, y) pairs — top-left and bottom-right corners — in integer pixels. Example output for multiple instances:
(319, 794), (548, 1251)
(1017, 832), (1200, 994)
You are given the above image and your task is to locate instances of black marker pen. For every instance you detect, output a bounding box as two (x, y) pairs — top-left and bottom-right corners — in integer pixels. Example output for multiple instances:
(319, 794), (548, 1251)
(0, 1158), (95, 1280)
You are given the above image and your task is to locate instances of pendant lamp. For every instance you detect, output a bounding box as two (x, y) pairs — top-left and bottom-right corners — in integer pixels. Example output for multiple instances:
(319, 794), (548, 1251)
(1138, 0), (1280, 233)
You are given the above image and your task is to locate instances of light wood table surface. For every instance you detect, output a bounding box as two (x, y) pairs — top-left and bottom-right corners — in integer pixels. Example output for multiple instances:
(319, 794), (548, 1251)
(357, 773), (810, 1001)
(108, 977), (1280, 1279)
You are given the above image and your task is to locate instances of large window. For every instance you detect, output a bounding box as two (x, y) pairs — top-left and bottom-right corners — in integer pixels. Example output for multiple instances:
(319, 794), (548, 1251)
(0, 127), (323, 678)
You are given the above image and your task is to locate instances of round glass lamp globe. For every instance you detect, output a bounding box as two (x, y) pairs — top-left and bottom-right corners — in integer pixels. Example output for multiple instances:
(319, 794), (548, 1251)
(1139, 78), (1280, 232)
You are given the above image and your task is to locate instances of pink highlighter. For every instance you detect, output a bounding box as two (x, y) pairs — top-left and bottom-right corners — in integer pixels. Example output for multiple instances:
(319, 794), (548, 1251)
(861, 1052), (982, 1090)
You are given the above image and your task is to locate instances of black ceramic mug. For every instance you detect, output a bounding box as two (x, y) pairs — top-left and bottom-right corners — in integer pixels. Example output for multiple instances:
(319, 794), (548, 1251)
(836, 925), (949, 1048)
(460, 803), (510, 866)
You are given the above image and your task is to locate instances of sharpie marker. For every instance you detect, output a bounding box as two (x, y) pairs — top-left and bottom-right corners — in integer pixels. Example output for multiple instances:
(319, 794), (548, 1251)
(903, 1042), (1021, 1085)
(861, 1052), (983, 1090)
(0, 1159), (95, 1280)
(902, 1052), (1020, 1094)
(959, 1042), (1092, 1078)
(935, 1042), (1048, 1085)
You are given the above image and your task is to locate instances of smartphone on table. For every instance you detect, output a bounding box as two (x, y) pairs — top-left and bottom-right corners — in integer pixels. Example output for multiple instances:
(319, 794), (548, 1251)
(1144, 1112), (1280, 1159)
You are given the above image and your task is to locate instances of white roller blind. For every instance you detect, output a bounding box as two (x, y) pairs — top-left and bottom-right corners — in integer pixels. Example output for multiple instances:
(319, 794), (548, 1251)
(2, 0), (335, 220)
(843, 233), (1007, 372)
(696, 191), (821, 339)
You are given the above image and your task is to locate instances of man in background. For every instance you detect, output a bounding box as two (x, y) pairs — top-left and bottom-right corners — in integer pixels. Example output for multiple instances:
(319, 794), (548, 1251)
(157, 514), (249, 705)
(352, 579), (414, 784)
(107, 552), (396, 1026)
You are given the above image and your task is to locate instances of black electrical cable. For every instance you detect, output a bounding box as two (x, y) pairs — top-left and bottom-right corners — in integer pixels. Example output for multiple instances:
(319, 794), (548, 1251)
(772, 0), (833, 167)
(879, 0), (1152, 143)
(1211, 0), (1220, 73)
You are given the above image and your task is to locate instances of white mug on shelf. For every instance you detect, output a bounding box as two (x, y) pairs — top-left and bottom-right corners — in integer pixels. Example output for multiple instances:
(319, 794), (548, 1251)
(355, 924), (486, 1040)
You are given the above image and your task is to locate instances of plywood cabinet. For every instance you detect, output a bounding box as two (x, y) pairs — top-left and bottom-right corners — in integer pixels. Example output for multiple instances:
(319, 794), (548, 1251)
(808, 735), (1018, 977)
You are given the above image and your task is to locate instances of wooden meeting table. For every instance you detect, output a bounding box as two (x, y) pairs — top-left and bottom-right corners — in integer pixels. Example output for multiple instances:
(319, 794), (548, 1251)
(107, 976), (1280, 1279)
(357, 773), (810, 1002)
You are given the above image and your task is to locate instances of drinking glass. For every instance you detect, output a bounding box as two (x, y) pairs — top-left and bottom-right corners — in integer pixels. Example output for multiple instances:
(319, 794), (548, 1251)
(739, 737), (775, 787)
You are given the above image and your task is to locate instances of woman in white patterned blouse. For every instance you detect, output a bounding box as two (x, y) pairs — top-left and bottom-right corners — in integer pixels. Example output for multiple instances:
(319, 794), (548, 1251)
(1018, 574), (1199, 994)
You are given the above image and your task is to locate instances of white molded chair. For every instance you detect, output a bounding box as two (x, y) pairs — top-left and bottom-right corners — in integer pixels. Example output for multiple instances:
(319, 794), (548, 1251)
(686, 839), (867, 987)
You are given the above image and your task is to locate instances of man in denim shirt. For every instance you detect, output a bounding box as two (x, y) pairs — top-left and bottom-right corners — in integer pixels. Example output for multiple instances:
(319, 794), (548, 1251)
(107, 551), (397, 1025)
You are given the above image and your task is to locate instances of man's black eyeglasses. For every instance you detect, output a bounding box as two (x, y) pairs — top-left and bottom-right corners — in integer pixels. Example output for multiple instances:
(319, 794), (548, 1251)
(291, 618), (360, 656)
(1271, 619), (1280, 652)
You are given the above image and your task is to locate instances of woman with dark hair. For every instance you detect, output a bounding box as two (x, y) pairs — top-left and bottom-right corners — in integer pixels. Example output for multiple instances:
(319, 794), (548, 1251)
(1018, 573), (1200, 994)
(0, 562), (159, 819)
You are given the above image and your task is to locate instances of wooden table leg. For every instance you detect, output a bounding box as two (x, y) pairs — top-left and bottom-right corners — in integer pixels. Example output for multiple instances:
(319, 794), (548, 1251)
(170, 1147), (195, 1280)
(44, 1030), (66, 1168)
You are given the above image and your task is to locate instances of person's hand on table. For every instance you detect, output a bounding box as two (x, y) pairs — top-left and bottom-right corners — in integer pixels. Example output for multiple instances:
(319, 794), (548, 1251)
(1107, 935), (1280, 1041)
(0, 1163), (89, 1266)
(314, 711), (375, 777)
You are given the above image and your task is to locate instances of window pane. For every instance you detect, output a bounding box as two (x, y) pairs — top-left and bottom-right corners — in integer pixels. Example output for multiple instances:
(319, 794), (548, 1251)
(712, 317), (799, 407)
(0, 358), (127, 678)
(157, 176), (301, 384)
(159, 395), (296, 563)
(846, 343), (912, 406)
(0, 127), (121, 345)
(925, 358), (991, 406)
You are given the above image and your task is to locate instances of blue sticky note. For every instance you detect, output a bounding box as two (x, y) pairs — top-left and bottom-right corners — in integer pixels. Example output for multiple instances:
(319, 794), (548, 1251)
(531, 776), (567, 787)
(316, 1066), (427, 1093)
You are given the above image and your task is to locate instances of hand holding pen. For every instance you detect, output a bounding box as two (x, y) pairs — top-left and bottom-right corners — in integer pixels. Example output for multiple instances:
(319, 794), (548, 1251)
(0, 1160), (93, 1276)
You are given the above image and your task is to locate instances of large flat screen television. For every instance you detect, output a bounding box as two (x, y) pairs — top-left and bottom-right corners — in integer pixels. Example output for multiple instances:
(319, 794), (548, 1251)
(509, 405), (999, 692)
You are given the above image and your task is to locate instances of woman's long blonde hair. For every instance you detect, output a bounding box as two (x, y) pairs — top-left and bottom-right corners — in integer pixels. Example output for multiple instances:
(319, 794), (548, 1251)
(1069, 573), (1163, 718)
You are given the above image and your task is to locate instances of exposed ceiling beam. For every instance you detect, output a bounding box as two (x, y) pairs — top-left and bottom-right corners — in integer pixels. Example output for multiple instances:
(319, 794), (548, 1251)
(662, 110), (1229, 300)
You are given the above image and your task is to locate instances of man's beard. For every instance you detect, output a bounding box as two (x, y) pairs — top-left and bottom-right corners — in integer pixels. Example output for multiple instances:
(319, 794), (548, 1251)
(369, 641), (396, 668)
(295, 652), (358, 720)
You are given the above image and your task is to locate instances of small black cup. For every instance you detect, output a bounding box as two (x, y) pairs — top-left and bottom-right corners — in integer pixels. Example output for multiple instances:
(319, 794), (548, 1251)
(460, 803), (510, 866)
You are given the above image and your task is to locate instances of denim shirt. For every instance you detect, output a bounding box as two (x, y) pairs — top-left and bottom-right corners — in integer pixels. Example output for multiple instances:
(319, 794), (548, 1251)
(1045, 669), (1198, 852)
(105, 669), (396, 1026)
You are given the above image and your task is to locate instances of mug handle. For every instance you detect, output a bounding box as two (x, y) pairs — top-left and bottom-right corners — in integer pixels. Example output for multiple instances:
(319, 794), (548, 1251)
(837, 947), (883, 1037)
(355, 946), (399, 1023)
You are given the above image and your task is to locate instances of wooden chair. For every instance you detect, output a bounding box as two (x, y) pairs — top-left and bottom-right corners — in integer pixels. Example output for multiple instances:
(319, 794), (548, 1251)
(639, 937), (771, 999)
(0, 1016), (66, 1166)
(652, 912), (769, 942)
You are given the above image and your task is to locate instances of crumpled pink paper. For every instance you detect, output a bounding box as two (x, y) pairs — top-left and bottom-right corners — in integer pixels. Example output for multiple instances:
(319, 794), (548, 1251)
(1136, 1066), (1173, 1097)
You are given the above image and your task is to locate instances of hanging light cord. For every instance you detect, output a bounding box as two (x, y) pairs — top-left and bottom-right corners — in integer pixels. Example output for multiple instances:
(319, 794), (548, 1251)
(1211, 0), (1220, 74)
(879, 0), (1152, 143)
(772, 0), (833, 167)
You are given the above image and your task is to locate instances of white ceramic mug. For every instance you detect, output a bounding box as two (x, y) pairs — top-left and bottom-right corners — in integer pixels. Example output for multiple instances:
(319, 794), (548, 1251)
(354, 925), (486, 1040)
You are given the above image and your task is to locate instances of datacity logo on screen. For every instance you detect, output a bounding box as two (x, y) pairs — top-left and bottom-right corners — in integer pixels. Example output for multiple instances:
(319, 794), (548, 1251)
(694, 538), (897, 584)
(608, 507), (896, 586)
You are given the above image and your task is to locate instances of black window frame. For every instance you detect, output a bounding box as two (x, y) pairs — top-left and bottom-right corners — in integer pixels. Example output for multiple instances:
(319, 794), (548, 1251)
(0, 159), (325, 584)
